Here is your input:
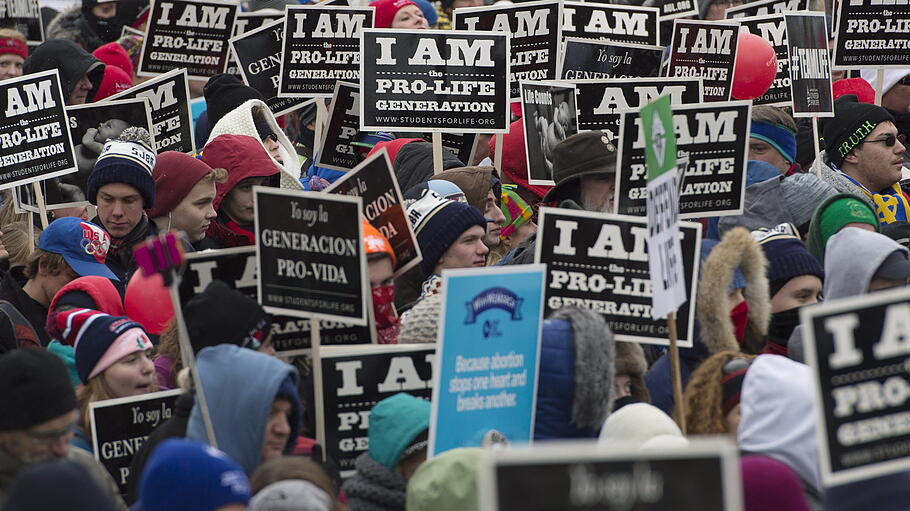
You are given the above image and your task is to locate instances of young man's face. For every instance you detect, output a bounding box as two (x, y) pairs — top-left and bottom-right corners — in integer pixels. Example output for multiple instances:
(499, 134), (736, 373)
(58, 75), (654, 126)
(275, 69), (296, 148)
(222, 176), (272, 226)
(96, 182), (144, 238)
(368, 256), (395, 289)
(0, 409), (78, 464)
(435, 225), (489, 272)
(848, 121), (906, 192)
(261, 398), (292, 462)
(169, 178), (217, 243)
(484, 189), (506, 248)
(748, 137), (790, 174)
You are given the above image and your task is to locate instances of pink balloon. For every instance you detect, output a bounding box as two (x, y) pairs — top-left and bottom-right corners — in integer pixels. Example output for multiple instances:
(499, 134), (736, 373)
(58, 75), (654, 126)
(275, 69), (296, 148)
(125, 271), (174, 335)
(731, 32), (778, 100)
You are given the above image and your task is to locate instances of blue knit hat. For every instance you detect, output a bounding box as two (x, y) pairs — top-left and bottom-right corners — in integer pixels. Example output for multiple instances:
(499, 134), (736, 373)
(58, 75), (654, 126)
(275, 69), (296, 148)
(406, 190), (486, 277)
(753, 224), (825, 296)
(368, 393), (430, 470)
(70, 311), (151, 383)
(86, 126), (157, 208)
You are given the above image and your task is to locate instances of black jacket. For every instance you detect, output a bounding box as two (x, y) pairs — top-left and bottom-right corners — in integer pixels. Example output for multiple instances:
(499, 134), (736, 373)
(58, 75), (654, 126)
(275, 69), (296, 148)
(0, 267), (49, 347)
(92, 215), (158, 284)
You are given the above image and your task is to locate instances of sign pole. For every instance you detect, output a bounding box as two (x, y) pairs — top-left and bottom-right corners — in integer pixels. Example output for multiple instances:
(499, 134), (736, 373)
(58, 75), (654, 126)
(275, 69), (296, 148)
(30, 182), (49, 229)
(315, 99), (328, 157)
(875, 68), (884, 106)
(27, 210), (34, 254)
(667, 311), (686, 433)
(432, 132), (443, 175)
(812, 117), (822, 177)
(495, 122), (507, 174)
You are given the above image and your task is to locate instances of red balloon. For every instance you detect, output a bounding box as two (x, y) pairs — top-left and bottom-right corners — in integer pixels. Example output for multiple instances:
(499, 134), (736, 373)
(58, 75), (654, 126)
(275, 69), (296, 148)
(125, 271), (174, 335)
(731, 32), (778, 100)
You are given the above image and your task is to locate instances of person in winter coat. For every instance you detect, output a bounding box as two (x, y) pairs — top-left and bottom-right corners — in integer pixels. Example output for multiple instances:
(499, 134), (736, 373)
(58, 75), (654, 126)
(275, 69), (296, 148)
(806, 193), (880, 262)
(3, 459), (119, 511)
(0, 28), (27, 79)
(147, 152), (226, 246)
(613, 340), (650, 409)
(251, 457), (346, 511)
(435, 166), (506, 250)
(368, 139), (464, 193)
(718, 173), (836, 237)
(46, 0), (128, 51)
(405, 448), (485, 511)
(741, 455), (811, 511)
(363, 221), (400, 344)
(682, 351), (755, 438)
(23, 39), (104, 105)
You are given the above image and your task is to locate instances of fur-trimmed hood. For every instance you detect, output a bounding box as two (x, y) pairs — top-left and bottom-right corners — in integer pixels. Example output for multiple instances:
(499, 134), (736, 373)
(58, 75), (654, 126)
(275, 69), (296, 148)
(45, 6), (106, 52)
(614, 341), (650, 404)
(697, 228), (770, 355)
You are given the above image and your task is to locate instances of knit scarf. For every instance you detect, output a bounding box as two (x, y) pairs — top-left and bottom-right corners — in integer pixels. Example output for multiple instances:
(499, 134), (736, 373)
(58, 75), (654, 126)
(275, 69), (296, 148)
(341, 453), (407, 511)
(841, 174), (910, 224)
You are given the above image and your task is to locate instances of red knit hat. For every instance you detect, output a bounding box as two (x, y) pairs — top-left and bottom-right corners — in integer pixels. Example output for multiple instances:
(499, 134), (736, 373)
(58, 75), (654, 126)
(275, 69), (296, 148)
(370, 0), (419, 28)
(0, 37), (27, 59)
(94, 65), (133, 101)
(489, 119), (553, 199)
(367, 137), (423, 163)
(147, 152), (215, 218)
(832, 77), (876, 104)
(92, 42), (134, 77)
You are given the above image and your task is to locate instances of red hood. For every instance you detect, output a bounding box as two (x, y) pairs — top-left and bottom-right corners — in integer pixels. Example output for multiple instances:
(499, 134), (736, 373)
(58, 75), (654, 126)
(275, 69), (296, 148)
(202, 134), (280, 210)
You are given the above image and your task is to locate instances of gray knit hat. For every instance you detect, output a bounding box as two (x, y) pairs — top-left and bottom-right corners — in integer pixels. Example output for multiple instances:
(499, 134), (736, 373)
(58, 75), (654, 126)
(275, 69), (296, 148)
(781, 173), (838, 228)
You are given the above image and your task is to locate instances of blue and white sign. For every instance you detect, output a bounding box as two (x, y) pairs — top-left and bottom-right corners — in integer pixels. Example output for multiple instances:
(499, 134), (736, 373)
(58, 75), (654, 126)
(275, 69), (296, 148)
(429, 264), (546, 457)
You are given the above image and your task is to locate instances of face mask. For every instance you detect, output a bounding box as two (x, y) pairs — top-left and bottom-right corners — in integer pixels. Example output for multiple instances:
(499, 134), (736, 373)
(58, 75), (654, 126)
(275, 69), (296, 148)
(768, 306), (801, 344)
(371, 285), (398, 329)
(730, 300), (750, 343)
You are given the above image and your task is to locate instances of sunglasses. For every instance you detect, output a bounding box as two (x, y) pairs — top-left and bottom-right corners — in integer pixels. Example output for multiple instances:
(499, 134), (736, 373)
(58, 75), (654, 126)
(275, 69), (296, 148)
(858, 133), (907, 148)
(722, 357), (752, 375)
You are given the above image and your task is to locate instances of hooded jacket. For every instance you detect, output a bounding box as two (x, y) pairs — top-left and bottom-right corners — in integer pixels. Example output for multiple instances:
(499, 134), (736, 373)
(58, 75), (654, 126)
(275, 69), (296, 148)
(435, 166), (494, 213)
(23, 39), (105, 103)
(0, 267), (49, 347)
(824, 227), (908, 301)
(393, 141), (464, 192)
(45, 7), (109, 52)
(186, 345), (300, 475)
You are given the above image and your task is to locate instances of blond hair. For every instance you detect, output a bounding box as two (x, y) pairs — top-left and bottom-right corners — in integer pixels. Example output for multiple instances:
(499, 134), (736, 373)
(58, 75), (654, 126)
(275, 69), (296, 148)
(2, 221), (40, 268)
(681, 351), (755, 435)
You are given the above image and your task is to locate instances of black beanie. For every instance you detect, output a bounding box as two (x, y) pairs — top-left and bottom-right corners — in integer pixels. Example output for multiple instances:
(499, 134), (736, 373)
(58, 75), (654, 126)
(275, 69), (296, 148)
(184, 280), (272, 352)
(203, 74), (265, 130)
(0, 349), (77, 431)
(824, 95), (895, 169)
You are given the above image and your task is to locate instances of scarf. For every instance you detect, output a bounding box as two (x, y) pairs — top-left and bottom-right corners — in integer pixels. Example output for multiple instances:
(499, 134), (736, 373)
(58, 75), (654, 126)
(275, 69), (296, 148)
(341, 453), (407, 511)
(841, 173), (910, 225)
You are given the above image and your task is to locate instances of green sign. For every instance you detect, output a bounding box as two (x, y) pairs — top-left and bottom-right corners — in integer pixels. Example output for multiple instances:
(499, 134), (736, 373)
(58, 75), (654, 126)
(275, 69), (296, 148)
(641, 95), (676, 182)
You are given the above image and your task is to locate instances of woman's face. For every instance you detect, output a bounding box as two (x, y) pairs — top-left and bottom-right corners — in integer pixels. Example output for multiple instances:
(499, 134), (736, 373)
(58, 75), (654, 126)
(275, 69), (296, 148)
(102, 349), (155, 398)
(392, 5), (429, 29)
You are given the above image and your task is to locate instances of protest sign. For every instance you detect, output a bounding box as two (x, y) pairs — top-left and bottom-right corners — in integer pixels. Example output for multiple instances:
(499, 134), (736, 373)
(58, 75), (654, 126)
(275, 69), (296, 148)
(831, 0), (910, 69)
(453, 1), (561, 100)
(138, 0), (239, 79)
(0, 70), (77, 191)
(227, 10), (283, 77)
(733, 14), (790, 106)
(255, 187), (368, 326)
(652, 0), (697, 20)
(441, 132), (478, 168)
(90, 389), (182, 495)
(104, 68), (195, 153)
(786, 12), (833, 118)
(520, 81), (578, 186)
(315, 81), (362, 171)
(534, 208), (701, 346)
(616, 100), (750, 219)
(315, 344), (434, 476)
(573, 77), (702, 142)
(278, 5), (373, 98)
(668, 20), (739, 102)
(724, 0), (808, 18)
(562, 2), (660, 46)
(559, 38), (663, 80)
(802, 287), (910, 486)
(325, 149), (422, 277)
(430, 265), (545, 456)
(0, 0), (42, 43)
(360, 29), (510, 133)
(480, 439), (743, 511)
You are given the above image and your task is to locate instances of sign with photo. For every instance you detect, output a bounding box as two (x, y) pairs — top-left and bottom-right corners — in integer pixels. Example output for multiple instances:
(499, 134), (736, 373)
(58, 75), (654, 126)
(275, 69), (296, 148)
(0, 0), (43, 43)
(226, 10), (283, 77)
(786, 12), (834, 118)
(520, 80), (578, 186)
(667, 20), (739, 102)
(802, 287), (910, 486)
(325, 149), (422, 277)
(440, 132), (478, 167)
(430, 265), (545, 457)
(138, 0), (240, 79)
(724, 0), (809, 18)
(559, 38), (663, 80)
(615, 100), (751, 219)
(534, 208), (701, 346)
(315, 344), (434, 476)
(0, 69), (77, 190)
(453, 0), (562, 100)
(734, 14), (791, 107)
(360, 29), (510, 133)
(316, 81), (362, 172)
(254, 188), (368, 325)
(104, 68), (195, 153)
(562, 2), (660, 46)
(832, 0), (910, 69)
(278, 5), (373, 98)
(90, 389), (182, 496)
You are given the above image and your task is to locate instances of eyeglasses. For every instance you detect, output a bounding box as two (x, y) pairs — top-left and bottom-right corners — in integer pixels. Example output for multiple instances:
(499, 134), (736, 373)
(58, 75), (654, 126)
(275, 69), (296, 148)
(857, 133), (907, 148)
(722, 357), (752, 375)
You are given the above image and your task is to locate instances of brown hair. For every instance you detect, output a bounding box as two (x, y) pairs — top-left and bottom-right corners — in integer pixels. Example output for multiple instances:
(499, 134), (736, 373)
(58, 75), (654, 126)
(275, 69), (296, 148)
(2, 221), (40, 268)
(77, 374), (160, 433)
(23, 250), (72, 280)
(250, 457), (348, 511)
(751, 105), (797, 133)
(0, 28), (26, 42)
(199, 168), (228, 186)
(681, 350), (755, 435)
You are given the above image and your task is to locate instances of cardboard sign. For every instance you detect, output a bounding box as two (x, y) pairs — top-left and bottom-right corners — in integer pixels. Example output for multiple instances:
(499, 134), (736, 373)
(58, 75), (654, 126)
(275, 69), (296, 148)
(562, 2), (660, 46)
(559, 38), (663, 80)
(138, 0), (240, 79)
(90, 389), (182, 495)
(430, 265), (545, 457)
(481, 439), (743, 511)
(615, 100), (751, 219)
(316, 81), (362, 172)
(441, 132), (478, 167)
(231, 19), (312, 117)
(315, 344), (434, 476)
(573, 77), (702, 142)
(325, 149), (422, 277)
(832, 0), (910, 69)
(734, 14), (790, 107)
(520, 81), (578, 186)
(724, 0), (809, 18)
(534, 208), (701, 346)
(254, 187), (368, 326)
(802, 287), (910, 486)
(0, 70), (77, 190)
(360, 29), (510, 133)
(453, 1), (561, 100)
(667, 20), (739, 102)
(226, 10), (283, 78)
(0, 0), (43, 43)
(786, 12), (834, 118)
(103, 68), (195, 153)
(278, 5), (373, 98)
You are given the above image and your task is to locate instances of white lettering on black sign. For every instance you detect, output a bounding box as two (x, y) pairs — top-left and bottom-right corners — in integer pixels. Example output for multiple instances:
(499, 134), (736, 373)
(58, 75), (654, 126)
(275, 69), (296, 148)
(0, 0), (42, 43)
(668, 20), (739, 102)
(559, 38), (663, 80)
(786, 13), (834, 117)
(316, 81), (362, 172)
(562, 2), (659, 47)
(734, 14), (791, 106)
(725, 0), (808, 18)
(832, 0), (910, 68)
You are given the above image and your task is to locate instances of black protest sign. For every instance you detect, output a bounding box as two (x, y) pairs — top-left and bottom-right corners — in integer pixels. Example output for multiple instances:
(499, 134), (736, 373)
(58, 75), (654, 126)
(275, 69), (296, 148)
(521, 81), (578, 186)
(559, 38), (663, 80)
(441, 132), (478, 167)
(832, 0), (910, 69)
(316, 81), (361, 171)
(0, 70), (77, 190)
(801, 287), (910, 486)
(325, 149), (422, 277)
(0, 0), (42, 43)
(786, 13), (833, 118)
(652, 0), (697, 20)
(534, 208), (700, 346)
(562, 2), (660, 46)
(278, 5), (373, 98)
(360, 29), (510, 133)
(734, 14), (790, 107)
(725, 0), (808, 18)
(315, 344), (434, 476)
(452, 0), (561, 100)
(573, 77), (702, 141)
(138, 0), (239, 79)
(227, 11), (283, 77)
(104, 68), (195, 153)
(231, 19), (311, 117)
(90, 390), (182, 495)
(255, 188), (368, 325)
(668, 20), (739, 102)
(616, 101), (750, 219)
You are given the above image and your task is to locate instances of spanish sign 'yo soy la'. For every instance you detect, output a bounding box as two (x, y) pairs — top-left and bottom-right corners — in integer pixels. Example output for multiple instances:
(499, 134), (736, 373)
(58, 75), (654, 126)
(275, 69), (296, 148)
(559, 38), (664, 80)
(667, 20), (740, 102)
(831, 0), (910, 69)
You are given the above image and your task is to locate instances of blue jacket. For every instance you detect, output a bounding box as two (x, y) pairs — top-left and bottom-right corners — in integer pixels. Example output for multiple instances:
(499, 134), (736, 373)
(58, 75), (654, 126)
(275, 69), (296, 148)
(644, 324), (708, 416)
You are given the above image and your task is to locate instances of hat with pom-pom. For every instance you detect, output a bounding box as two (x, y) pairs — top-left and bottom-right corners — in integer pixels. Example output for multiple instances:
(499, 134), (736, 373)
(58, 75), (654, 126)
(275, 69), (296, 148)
(86, 126), (157, 208)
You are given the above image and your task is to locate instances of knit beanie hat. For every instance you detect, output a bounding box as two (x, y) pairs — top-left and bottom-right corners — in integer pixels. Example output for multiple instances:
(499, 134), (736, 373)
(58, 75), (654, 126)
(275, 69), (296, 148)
(824, 95), (895, 168)
(250, 480), (332, 511)
(833, 77), (876, 104)
(406, 448), (484, 511)
(489, 119), (553, 199)
(363, 219), (396, 266)
(0, 349), (77, 431)
(204, 73), (265, 130)
(751, 121), (797, 163)
(92, 41), (134, 77)
(70, 310), (152, 383)
(741, 455), (811, 511)
(368, 393), (430, 470)
(781, 173), (838, 229)
(0, 34), (27, 59)
(598, 402), (683, 447)
(411, 0), (438, 25)
(184, 280), (271, 352)
(819, 196), (879, 245)
(94, 64), (132, 101)
(370, 0), (419, 28)
(406, 190), (486, 276)
(86, 126), (156, 208)
(147, 152), (215, 218)
(499, 184), (533, 239)
(753, 226), (825, 298)
(3, 460), (118, 511)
